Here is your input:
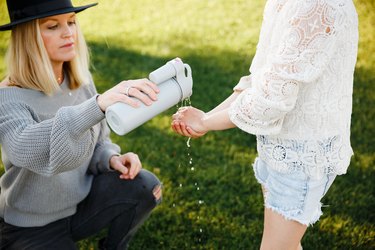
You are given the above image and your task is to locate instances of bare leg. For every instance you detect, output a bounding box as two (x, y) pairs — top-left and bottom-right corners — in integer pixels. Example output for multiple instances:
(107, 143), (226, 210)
(260, 186), (306, 250)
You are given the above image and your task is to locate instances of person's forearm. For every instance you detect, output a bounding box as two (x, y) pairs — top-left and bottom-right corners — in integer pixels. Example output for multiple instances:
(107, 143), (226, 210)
(206, 91), (241, 115)
(202, 107), (236, 132)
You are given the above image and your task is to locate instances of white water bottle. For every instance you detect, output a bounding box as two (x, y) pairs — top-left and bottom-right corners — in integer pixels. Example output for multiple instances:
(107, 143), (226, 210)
(106, 58), (193, 135)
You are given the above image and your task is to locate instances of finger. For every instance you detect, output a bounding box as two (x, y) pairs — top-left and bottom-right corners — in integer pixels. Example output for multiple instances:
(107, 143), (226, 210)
(173, 121), (184, 135)
(119, 173), (131, 179)
(130, 78), (159, 95)
(175, 122), (192, 137)
(140, 85), (159, 101)
(128, 88), (154, 106)
(186, 126), (205, 138)
(126, 153), (142, 179)
(130, 81), (159, 101)
(172, 122), (184, 135)
(111, 160), (129, 175)
(171, 122), (178, 133)
(172, 113), (180, 121)
(143, 79), (160, 93)
(179, 123), (193, 137)
(116, 93), (140, 107)
(127, 163), (140, 179)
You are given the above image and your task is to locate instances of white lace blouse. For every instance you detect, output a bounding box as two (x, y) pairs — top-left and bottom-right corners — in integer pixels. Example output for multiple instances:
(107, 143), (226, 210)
(229, 0), (358, 178)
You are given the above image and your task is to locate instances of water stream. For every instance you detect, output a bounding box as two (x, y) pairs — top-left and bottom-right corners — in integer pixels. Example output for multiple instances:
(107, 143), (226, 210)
(173, 97), (205, 245)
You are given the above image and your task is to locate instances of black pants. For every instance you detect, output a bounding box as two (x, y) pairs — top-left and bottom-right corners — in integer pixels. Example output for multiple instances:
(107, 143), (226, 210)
(0, 170), (162, 250)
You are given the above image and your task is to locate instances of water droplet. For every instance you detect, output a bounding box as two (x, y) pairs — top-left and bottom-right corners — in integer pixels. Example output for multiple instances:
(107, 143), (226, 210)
(196, 187), (200, 191)
(199, 228), (203, 233)
(191, 167), (195, 171)
(198, 200), (204, 204)
(194, 183), (198, 186)
(179, 183), (183, 188)
(172, 203), (176, 207)
(184, 97), (192, 106)
(186, 137), (191, 148)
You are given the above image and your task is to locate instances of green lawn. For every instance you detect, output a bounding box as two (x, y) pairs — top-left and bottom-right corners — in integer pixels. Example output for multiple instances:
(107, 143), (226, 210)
(0, 0), (374, 249)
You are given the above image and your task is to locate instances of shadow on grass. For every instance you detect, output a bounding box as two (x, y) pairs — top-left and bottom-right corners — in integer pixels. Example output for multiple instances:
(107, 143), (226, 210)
(87, 41), (375, 249)
(89, 40), (257, 147)
(351, 67), (375, 154)
(78, 42), (263, 249)
(0, 40), (372, 249)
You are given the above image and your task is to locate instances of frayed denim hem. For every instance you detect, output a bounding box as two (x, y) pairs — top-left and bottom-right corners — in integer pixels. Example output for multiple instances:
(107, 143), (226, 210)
(264, 203), (323, 227)
(252, 157), (334, 227)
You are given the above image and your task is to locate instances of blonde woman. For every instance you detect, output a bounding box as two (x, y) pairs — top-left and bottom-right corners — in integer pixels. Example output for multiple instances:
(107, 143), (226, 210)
(172, 0), (358, 249)
(0, 0), (162, 249)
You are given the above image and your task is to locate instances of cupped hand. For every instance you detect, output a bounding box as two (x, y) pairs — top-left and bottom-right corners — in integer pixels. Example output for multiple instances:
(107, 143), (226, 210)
(110, 152), (142, 179)
(97, 78), (159, 112)
(171, 106), (208, 138)
(171, 121), (207, 138)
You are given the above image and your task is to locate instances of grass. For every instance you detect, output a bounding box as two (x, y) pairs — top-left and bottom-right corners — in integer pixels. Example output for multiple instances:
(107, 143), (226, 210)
(1, 0), (374, 249)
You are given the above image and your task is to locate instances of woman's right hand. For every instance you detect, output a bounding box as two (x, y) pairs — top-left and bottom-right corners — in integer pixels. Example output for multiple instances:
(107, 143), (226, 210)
(97, 78), (159, 112)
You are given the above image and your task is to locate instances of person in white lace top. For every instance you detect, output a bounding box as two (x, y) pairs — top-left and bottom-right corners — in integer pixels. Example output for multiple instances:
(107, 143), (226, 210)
(172, 0), (358, 249)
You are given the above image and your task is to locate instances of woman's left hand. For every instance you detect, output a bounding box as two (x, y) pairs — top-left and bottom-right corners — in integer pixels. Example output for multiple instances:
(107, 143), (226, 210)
(109, 153), (142, 179)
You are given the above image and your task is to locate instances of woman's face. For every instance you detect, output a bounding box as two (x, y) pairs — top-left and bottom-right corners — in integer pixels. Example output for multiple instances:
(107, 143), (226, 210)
(39, 13), (77, 66)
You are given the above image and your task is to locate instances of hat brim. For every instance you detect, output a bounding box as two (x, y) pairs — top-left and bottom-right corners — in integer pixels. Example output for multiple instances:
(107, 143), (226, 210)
(0, 3), (97, 31)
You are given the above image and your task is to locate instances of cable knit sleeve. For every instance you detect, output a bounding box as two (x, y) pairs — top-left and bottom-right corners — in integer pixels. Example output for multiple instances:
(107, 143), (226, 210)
(0, 95), (105, 176)
(83, 79), (121, 174)
(229, 0), (341, 135)
(87, 119), (120, 175)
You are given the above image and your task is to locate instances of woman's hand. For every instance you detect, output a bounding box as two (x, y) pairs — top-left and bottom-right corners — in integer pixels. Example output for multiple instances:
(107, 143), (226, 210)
(171, 106), (208, 138)
(97, 78), (159, 112)
(110, 152), (142, 179)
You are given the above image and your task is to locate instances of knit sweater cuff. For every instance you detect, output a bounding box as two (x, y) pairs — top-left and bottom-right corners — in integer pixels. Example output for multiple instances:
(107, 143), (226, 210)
(64, 95), (105, 137)
(99, 148), (120, 173)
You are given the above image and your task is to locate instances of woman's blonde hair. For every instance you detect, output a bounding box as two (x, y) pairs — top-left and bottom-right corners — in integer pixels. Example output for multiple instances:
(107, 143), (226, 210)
(5, 18), (90, 95)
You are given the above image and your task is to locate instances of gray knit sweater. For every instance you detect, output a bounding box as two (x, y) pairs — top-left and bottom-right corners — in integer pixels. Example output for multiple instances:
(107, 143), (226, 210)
(0, 78), (120, 227)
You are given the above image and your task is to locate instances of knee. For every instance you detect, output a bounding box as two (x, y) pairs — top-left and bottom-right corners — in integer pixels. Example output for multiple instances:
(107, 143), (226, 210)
(152, 182), (162, 202)
(136, 169), (162, 205)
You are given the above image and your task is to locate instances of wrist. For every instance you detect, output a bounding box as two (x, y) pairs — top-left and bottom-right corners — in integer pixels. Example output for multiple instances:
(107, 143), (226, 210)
(96, 94), (105, 113)
(200, 114), (210, 133)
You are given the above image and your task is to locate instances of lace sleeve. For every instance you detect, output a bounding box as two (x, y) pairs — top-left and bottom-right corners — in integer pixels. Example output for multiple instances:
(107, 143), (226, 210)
(233, 75), (252, 91)
(229, 0), (341, 135)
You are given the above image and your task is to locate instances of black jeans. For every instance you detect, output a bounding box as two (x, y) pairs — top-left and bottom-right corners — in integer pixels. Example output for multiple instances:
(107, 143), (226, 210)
(0, 170), (162, 250)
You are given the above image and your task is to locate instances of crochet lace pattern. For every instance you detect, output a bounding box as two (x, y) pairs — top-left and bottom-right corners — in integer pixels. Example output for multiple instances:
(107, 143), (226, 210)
(229, 0), (358, 178)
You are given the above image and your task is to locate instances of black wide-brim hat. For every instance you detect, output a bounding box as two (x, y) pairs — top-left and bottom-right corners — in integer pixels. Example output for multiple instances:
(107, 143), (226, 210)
(0, 0), (97, 31)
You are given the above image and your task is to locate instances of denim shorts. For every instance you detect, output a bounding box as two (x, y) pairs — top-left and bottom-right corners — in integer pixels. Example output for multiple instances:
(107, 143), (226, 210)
(253, 157), (336, 226)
